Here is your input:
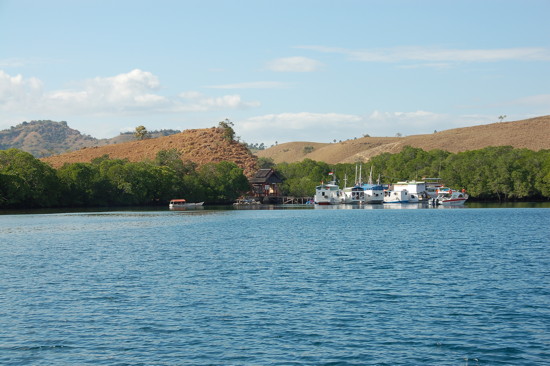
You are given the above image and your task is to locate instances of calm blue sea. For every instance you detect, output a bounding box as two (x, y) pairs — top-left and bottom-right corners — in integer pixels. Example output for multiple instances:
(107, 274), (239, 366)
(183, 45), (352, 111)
(0, 205), (549, 365)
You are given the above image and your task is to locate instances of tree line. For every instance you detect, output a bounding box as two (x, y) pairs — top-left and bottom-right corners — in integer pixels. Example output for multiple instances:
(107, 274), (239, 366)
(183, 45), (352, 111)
(273, 146), (550, 201)
(0, 148), (250, 209)
(2, 145), (549, 209)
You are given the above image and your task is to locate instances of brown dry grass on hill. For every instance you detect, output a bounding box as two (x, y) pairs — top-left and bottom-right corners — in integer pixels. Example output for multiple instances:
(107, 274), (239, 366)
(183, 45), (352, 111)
(257, 116), (550, 164)
(42, 127), (259, 176)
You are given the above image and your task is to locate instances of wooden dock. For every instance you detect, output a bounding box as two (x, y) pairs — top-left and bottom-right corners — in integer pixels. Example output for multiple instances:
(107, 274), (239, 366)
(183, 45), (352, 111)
(261, 196), (313, 204)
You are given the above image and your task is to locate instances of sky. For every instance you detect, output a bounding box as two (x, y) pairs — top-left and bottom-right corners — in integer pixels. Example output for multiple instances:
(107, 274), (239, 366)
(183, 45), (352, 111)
(1, 0), (549, 145)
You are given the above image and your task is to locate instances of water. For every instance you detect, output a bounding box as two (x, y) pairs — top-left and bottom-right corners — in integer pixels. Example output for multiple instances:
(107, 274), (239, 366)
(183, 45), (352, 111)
(1, 206), (549, 365)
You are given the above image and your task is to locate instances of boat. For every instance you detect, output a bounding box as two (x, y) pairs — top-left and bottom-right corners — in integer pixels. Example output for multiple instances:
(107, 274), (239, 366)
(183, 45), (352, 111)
(383, 189), (410, 203)
(361, 167), (384, 204)
(314, 174), (344, 205)
(342, 185), (365, 204)
(392, 180), (428, 203)
(423, 178), (444, 199)
(432, 188), (468, 206)
(362, 183), (385, 204)
(169, 199), (204, 209)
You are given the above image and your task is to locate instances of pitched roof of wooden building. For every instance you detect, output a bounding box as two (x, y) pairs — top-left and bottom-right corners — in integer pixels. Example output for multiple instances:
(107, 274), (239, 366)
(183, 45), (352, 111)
(249, 168), (283, 184)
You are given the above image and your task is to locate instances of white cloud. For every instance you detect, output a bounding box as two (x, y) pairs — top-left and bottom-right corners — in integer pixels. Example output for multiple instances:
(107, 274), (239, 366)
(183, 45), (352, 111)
(238, 110), (491, 144)
(0, 70), (43, 111)
(239, 112), (362, 144)
(0, 58), (28, 68)
(512, 94), (550, 106)
(0, 69), (260, 118)
(178, 92), (260, 111)
(298, 45), (550, 63)
(205, 81), (288, 89)
(243, 112), (361, 131)
(266, 57), (323, 72)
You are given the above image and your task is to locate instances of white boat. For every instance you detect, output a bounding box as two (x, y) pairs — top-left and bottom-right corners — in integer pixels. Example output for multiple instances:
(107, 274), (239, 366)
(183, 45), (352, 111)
(392, 180), (428, 203)
(383, 189), (410, 203)
(315, 178), (343, 205)
(362, 183), (385, 204)
(424, 178), (444, 199)
(169, 199), (204, 209)
(342, 185), (365, 204)
(358, 166), (384, 204)
(432, 188), (468, 206)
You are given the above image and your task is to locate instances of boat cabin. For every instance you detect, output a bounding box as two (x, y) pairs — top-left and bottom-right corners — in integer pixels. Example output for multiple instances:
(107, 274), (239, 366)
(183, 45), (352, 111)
(169, 199), (188, 207)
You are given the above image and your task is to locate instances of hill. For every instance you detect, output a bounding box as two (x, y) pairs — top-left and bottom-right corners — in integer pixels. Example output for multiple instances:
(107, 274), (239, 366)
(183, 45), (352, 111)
(0, 120), (180, 157)
(257, 116), (550, 164)
(42, 127), (259, 176)
(0, 121), (98, 157)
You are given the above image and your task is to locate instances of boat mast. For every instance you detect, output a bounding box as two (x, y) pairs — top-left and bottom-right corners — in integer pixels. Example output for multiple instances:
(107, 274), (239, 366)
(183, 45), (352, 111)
(368, 165), (373, 185)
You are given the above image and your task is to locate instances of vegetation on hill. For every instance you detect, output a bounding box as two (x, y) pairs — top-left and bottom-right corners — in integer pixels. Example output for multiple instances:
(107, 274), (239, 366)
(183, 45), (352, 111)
(41, 125), (258, 177)
(0, 148), (250, 208)
(0, 120), (97, 157)
(257, 116), (550, 164)
(0, 120), (182, 158)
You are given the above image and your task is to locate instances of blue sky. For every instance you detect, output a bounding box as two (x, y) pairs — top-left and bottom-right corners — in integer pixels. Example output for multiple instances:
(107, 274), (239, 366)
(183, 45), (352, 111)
(1, 0), (549, 145)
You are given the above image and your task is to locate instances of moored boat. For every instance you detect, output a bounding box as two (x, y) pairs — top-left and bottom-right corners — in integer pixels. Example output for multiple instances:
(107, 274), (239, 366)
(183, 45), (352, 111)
(392, 180), (428, 203)
(383, 189), (410, 203)
(315, 174), (343, 205)
(362, 183), (385, 204)
(342, 185), (365, 204)
(169, 199), (204, 209)
(433, 189), (468, 206)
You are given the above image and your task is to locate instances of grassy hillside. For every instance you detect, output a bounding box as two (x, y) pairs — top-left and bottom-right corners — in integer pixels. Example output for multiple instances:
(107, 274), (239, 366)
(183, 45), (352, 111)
(42, 127), (259, 177)
(256, 116), (550, 164)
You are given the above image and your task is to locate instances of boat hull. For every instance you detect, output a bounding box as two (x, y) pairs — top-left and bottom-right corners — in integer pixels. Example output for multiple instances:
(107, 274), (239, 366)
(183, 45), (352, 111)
(438, 198), (467, 206)
(169, 202), (204, 209)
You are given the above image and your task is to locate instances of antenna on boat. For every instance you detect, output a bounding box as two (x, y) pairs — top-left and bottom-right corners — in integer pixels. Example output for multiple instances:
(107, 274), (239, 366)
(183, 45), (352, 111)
(354, 164), (358, 185)
(359, 164), (362, 185)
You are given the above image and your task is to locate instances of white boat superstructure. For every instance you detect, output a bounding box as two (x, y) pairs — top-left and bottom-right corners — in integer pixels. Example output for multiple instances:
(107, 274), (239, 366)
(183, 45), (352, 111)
(424, 178), (444, 199)
(432, 188), (469, 206)
(169, 199), (204, 209)
(384, 189), (411, 203)
(362, 183), (384, 204)
(342, 185), (365, 204)
(315, 179), (343, 205)
(392, 180), (431, 203)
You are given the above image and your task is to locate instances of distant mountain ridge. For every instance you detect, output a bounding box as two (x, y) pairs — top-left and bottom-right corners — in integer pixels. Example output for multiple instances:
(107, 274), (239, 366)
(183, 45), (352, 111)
(0, 120), (180, 157)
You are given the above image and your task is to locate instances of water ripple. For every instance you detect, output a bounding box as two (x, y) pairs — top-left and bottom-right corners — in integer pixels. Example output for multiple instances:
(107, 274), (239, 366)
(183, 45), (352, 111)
(0, 208), (549, 364)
